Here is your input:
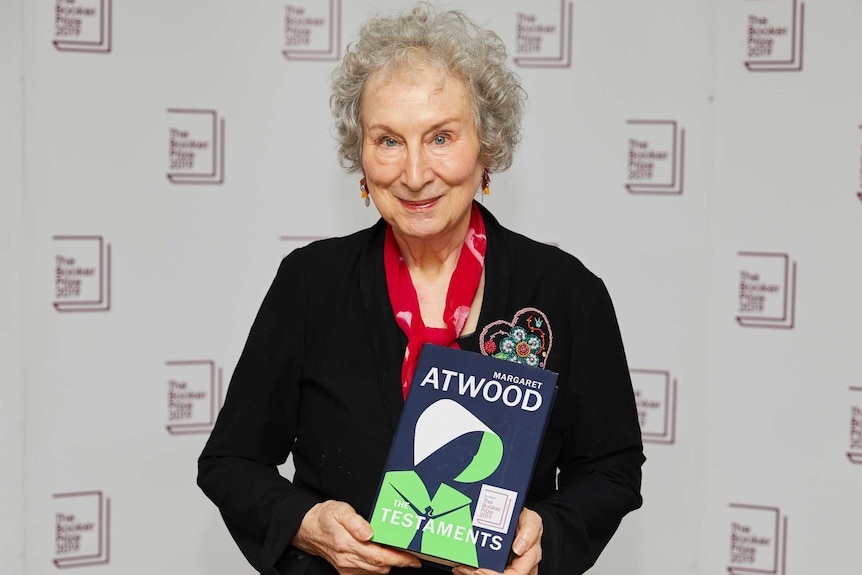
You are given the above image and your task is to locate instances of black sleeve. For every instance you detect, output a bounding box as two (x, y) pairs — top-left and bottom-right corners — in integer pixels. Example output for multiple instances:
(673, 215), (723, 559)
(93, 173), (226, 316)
(531, 279), (645, 575)
(197, 253), (323, 574)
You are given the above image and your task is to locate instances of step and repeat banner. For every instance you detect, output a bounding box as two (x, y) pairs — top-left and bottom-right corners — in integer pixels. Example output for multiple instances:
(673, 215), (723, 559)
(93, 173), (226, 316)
(4, 0), (861, 573)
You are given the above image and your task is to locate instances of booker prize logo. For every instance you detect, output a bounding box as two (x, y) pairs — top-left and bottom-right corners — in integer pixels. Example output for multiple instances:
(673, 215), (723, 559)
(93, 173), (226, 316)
(166, 109), (225, 185)
(53, 0), (112, 54)
(630, 369), (677, 445)
(727, 504), (788, 575)
(625, 120), (685, 195)
(736, 252), (797, 329)
(744, 0), (805, 72)
(282, 0), (342, 61)
(856, 125), (862, 202)
(165, 360), (224, 435)
(512, 0), (573, 69)
(53, 236), (111, 313)
(848, 386), (862, 464)
(52, 491), (111, 568)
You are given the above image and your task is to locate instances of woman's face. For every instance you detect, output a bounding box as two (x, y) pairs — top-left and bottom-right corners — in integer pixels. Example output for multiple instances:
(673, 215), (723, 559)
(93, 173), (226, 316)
(360, 63), (483, 245)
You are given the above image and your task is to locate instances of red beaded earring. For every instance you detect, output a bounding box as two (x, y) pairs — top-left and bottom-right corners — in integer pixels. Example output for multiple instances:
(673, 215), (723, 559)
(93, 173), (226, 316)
(481, 168), (491, 196)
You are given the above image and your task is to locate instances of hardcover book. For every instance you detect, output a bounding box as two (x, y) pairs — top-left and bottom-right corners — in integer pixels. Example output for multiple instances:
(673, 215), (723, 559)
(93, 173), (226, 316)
(369, 344), (557, 572)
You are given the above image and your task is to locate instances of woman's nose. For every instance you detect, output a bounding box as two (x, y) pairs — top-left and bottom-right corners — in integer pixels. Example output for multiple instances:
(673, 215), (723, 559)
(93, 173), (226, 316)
(403, 145), (433, 191)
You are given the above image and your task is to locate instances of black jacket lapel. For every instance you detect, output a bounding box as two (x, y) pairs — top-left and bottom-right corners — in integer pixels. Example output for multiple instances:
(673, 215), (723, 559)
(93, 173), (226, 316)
(359, 219), (407, 432)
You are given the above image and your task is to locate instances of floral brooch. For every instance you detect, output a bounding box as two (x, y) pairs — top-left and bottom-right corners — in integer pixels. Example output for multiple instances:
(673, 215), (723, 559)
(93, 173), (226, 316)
(479, 308), (552, 368)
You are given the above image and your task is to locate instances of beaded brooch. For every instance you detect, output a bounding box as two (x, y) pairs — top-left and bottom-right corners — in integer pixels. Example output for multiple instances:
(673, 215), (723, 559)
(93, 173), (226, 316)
(478, 307), (552, 368)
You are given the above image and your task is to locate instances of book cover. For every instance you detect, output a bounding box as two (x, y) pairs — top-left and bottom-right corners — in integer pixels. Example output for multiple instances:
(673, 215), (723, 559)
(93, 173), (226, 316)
(369, 344), (557, 572)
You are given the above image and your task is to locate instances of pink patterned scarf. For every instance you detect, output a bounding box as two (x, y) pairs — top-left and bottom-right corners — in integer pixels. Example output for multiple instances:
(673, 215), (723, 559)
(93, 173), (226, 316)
(383, 203), (486, 399)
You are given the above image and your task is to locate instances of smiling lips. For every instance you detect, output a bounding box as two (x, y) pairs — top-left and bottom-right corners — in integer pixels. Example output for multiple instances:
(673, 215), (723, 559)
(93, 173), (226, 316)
(400, 196), (440, 210)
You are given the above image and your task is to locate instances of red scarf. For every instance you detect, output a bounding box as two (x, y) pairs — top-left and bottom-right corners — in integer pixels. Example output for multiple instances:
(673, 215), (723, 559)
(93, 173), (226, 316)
(384, 203), (486, 399)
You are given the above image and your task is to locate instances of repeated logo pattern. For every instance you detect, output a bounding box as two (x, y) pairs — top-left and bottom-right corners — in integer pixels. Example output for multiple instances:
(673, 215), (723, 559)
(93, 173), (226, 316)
(282, 0), (342, 61)
(727, 504), (788, 575)
(736, 252), (797, 329)
(744, 0), (805, 72)
(22, 0), (861, 572)
(165, 360), (224, 435)
(166, 109), (226, 185)
(630, 370), (678, 445)
(53, 0), (112, 54)
(856, 124), (862, 202)
(512, 0), (573, 69)
(625, 120), (686, 195)
(53, 236), (112, 313)
(849, 387), (862, 464)
(52, 491), (111, 568)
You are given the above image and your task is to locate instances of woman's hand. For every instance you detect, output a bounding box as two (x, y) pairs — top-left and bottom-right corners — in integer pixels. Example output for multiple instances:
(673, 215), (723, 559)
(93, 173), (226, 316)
(453, 508), (543, 575)
(291, 500), (422, 575)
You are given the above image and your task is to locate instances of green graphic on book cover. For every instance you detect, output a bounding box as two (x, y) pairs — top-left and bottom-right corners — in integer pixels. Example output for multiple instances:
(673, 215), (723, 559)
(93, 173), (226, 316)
(370, 399), (504, 566)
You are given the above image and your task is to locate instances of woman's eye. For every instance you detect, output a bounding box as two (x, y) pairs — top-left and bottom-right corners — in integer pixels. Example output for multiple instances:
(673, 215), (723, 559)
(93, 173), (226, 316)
(433, 134), (448, 145)
(382, 137), (398, 147)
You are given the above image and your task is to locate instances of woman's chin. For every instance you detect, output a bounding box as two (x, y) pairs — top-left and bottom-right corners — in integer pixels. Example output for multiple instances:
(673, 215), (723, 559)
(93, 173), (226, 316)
(393, 222), (443, 242)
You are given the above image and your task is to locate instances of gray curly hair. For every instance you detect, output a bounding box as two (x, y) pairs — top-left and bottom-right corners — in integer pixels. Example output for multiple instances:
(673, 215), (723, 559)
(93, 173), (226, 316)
(330, 2), (526, 173)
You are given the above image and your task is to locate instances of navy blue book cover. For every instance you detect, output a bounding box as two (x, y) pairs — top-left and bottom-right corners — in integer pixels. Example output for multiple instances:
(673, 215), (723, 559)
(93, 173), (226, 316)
(369, 344), (557, 572)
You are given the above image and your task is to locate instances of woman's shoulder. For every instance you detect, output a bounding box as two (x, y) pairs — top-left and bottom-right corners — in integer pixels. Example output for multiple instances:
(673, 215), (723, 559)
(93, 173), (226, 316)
(480, 203), (597, 284)
(277, 221), (384, 273)
(486, 219), (621, 355)
(495, 222), (600, 287)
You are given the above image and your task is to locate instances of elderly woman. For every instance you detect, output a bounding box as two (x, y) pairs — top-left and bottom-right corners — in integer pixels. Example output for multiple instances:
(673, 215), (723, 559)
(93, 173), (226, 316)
(198, 4), (643, 575)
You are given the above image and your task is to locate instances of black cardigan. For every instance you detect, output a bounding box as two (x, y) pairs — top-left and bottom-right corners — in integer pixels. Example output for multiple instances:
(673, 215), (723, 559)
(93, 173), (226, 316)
(198, 204), (644, 575)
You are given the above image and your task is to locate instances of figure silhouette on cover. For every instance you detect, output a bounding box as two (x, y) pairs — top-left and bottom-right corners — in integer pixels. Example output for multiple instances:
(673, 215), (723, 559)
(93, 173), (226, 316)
(370, 399), (504, 567)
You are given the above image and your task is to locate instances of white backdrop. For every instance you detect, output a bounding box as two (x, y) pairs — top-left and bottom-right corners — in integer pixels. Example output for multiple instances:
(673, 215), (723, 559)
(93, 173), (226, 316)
(2, 0), (25, 574)
(3, 0), (861, 574)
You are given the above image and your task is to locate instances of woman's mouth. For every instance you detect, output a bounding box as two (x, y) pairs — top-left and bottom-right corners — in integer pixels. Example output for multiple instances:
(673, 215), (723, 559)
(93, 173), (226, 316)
(400, 197), (440, 211)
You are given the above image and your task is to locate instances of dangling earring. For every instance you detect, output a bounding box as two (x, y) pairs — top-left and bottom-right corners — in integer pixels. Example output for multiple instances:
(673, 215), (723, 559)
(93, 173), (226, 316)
(481, 168), (491, 196)
(360, 177), (370, 207)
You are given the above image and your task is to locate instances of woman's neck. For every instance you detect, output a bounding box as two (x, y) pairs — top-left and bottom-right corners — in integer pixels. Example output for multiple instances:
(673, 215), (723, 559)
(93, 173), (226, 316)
(391, 220), (469, 280)
(391, 223), (470, 329)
